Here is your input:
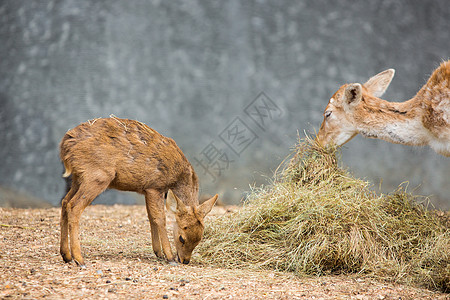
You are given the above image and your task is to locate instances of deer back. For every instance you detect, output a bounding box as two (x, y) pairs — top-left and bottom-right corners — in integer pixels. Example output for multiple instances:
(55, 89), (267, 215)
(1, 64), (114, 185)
(60, 118), (196, 195)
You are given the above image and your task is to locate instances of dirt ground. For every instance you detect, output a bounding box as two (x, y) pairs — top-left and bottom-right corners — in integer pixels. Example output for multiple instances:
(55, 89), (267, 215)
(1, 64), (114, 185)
(1, 205), (448, 300)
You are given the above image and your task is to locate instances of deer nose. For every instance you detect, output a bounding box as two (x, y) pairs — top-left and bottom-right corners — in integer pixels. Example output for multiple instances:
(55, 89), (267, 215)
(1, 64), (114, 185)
(182, 259), (190, 264)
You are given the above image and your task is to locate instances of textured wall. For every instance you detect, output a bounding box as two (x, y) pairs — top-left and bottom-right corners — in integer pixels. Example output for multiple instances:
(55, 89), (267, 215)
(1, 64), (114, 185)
(0, 0), (449, 208)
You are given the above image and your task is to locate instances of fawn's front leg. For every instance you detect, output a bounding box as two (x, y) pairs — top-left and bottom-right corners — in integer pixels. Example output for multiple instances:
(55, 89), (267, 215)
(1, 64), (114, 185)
(145, 189), (175, 262)
(145, 192), (163, 258)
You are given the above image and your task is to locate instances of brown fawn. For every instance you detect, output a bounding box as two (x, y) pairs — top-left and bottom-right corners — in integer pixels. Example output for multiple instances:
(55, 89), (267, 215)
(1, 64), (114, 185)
(316, 60), (450, 156)
(59, 117), (218, 267)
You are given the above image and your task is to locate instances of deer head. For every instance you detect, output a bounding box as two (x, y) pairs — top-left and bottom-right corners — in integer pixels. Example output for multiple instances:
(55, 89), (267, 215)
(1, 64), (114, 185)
(167, 190), (218, 264)
(316, 69), (395, 147)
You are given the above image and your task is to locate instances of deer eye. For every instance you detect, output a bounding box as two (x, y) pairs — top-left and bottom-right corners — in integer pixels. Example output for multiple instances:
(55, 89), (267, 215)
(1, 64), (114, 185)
(183, 226), (188, 230)
(325, 110), (332, 118)
(179, 235), (185, 244)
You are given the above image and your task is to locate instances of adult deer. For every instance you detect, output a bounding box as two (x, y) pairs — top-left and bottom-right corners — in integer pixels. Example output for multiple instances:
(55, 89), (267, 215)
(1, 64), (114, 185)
(59, 117), (218, 267)
(316, 60), (450, 156)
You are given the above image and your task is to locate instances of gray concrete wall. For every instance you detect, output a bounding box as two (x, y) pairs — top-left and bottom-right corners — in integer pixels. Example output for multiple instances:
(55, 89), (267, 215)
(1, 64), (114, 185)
(0, 0), (449, 208)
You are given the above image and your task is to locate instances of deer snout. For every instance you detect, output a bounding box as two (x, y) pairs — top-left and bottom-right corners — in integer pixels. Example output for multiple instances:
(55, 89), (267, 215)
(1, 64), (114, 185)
(176, 254), (190, 264)
(315, 134), (330, 148)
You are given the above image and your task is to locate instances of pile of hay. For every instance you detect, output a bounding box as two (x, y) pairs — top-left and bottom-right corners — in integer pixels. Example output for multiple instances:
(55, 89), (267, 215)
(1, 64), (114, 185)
(197, 139), (449, 292)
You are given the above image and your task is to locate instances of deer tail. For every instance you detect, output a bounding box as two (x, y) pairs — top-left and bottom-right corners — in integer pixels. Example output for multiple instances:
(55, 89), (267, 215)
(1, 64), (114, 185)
(62, 161), (72, 178)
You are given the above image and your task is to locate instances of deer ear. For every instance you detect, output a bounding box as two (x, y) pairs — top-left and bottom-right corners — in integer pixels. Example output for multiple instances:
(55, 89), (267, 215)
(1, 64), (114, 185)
(167, 190), (187, 214)
(197, 194), (218, 219)
(363, 69), (395, 97)
(344, 83), (362, 109)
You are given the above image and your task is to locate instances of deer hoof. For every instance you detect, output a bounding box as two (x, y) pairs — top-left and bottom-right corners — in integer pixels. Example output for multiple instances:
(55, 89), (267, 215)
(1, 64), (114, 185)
(154, 251), (164, 259)
(74, 259), (86, 268)
(60, 250), (72, 263)
(61, 255), (72, 263)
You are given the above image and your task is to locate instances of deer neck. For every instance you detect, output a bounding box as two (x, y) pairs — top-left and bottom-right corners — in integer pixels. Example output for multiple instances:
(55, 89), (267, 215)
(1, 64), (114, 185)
(173, 166), (199, 207)
(355, 96), (428, 146)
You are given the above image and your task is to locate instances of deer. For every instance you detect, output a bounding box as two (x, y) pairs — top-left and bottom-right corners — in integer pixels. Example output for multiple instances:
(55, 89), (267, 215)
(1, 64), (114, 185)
(59, 117), (218, 267)
(316, 60), (450, 156)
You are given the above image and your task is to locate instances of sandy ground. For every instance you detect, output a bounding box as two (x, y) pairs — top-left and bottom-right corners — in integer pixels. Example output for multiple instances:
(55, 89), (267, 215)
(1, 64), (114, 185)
(0, 205), (448, 300)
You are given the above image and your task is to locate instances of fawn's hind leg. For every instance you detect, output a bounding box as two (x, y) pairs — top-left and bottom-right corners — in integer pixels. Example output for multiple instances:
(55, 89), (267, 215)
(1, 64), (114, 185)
(67, 172), (113, 267)
(60, 180), (79, 263)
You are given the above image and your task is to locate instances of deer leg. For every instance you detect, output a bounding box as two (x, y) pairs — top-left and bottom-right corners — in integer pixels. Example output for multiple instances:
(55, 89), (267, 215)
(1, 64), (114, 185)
(145, 189), (175, 262)
(145, 194), (163, 258)
(67, 174), (112, 267)
(60, 181), (79, 263)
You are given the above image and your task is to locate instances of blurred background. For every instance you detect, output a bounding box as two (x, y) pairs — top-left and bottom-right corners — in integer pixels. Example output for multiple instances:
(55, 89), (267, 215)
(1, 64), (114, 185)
(0, 0), (449, 209)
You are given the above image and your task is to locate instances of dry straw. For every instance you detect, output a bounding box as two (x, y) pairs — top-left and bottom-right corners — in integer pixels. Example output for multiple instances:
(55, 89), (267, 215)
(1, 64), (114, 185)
(196, 138), (449, 292)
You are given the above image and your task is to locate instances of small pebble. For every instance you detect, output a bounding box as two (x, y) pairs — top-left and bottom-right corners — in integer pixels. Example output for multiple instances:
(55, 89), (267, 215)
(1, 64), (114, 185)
(96, 270), (103, 275)
(162, 295), (169, 299)
(125, 277), (132, 281)
(106, 280), (111, 284)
